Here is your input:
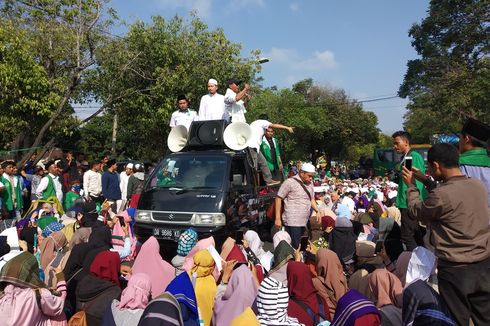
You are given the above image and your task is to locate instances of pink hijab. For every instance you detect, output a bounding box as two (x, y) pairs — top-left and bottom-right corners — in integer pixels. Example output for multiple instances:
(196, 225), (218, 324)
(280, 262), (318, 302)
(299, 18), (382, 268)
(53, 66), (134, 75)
(112, 219), (137, 261)
(131, 236), (175, 298)
(183, 236), (215, 272)
(117, 273), (152, 310)
(212, 264), (258, 326)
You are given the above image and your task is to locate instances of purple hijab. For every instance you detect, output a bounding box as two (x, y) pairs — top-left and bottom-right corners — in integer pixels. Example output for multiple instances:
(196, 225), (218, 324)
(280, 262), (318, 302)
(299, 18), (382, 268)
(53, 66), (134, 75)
(212, 264), (258, 326)
(332, 289), (380, 326)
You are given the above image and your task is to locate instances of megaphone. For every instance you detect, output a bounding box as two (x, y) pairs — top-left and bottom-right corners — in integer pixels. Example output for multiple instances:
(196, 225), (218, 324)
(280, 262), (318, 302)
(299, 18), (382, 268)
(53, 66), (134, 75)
(224, 122), (252, 150)
(167, 125), (188, 152)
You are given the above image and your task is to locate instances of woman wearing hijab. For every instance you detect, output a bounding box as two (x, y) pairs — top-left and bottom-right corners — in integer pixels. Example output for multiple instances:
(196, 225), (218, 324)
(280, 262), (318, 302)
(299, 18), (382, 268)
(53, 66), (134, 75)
(243, 230), (272, 271)
(75, 250), (122, 325)
(219, 237), (235, 261)
(287, 261), (331, 325)
(131, 236), (175, 298)
(0, 251), (67, 326)
(212, 264), (258, 326)
(403, 280), (455, 326)
(331, 289), (380, 326)
(268, 240), (295, 286)
(166, 271), (199, 326)
(183, 236), (219, 281)
(138, 292), (184, 326)
(256, 276), (304, 326)
(272, 230), (291, 249)
(393, 251), (411, 287)
(368, 269), (403, 326)
(172, 228), (198, 275)
(190, 249), (217, 326)
(39, 231), (67, 271)
(312, 248), (348, 317)
(102, 273), (152, 326)
(379, 239), (404, 273)
(63, 225), (112, 311)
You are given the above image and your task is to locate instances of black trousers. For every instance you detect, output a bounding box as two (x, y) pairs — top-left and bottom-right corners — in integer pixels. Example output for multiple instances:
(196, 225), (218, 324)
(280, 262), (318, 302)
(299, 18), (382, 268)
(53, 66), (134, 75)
(438, 256), (490, 326)
(400, 208), (425, 251)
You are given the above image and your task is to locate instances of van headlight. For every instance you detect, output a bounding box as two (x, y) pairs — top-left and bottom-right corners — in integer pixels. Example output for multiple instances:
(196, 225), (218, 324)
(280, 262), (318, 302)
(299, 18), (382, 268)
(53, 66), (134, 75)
(190, 213), (225, 226)
(135, 210), (151, 222)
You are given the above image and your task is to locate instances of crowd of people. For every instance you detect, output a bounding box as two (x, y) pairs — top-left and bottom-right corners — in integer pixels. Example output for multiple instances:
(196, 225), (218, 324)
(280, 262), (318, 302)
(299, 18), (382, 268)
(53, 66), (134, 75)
(0, 114), (488, 326)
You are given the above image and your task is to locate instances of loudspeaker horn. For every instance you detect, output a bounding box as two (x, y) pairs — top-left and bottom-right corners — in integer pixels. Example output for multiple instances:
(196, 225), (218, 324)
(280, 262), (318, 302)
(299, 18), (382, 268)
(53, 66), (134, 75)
(224, 122), (252, 150)
(167, 125), (188, 152)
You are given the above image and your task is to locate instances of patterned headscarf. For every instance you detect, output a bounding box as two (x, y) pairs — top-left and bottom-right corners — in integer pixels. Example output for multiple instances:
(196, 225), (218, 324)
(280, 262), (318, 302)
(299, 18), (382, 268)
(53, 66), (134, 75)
(42, 221), (65, 238)
(0, 251), (45, 289)
(177, 228), (198, 256)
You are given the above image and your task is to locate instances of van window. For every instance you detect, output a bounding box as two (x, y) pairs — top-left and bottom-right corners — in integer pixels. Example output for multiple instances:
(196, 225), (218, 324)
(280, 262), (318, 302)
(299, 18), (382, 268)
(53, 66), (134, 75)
(230, 158), (249, 187)
(149, 156), (227, 189)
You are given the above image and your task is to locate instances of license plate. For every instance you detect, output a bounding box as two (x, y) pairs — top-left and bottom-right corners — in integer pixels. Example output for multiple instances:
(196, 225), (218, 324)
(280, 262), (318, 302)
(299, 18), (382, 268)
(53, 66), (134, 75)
(153, 228), (180, 241)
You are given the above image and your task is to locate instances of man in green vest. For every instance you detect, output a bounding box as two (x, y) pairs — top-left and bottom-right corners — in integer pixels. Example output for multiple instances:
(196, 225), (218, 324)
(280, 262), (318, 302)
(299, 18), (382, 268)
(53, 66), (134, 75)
(392, 130), (427, 251)
(260, 127), (283, 181)
(459, 118), (490, 207)
(0, 160), (23, 220)
(35, 160), (63, 203)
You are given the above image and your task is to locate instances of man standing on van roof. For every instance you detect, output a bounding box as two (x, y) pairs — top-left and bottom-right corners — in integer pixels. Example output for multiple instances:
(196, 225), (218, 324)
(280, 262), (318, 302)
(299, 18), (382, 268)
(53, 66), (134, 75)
(260, 127), (283, 181)
(392, 130), (426, 251)
(275, 162), (320, 249)
(458, 118), (490, 206)
(198, 78), (227, 121)
(249, 114), (294, 187)
(224, 79), (250, 123)
(169, 95), (198, 131)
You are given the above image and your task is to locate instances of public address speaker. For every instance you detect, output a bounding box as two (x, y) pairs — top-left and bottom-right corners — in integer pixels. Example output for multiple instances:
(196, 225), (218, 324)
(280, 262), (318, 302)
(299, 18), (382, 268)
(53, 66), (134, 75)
(167, 125), (188, 152)
(187, 120), (226, 148)
(224, 122), (252, 150)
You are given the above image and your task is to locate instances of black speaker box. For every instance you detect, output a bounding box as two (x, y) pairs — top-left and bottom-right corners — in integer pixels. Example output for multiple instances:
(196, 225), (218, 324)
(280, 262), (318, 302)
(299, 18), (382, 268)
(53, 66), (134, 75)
(187, 120), (227, 148)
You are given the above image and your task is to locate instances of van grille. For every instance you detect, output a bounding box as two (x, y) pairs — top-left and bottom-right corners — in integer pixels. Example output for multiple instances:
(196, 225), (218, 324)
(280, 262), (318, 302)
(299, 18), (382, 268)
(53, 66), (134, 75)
(152, 212), (193, 222)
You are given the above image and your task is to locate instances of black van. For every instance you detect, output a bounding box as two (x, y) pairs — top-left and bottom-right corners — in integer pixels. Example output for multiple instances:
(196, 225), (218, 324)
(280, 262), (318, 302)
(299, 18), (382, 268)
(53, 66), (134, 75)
(133, 148), (277, 249)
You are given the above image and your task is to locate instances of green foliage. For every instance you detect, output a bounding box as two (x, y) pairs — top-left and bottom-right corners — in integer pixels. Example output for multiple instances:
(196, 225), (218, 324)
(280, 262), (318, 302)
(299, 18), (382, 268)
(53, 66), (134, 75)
(248, 80), (379, 164)
(0, 0), (115, 163)
(0, 20), (60, 148)
(399, 0), (490, 136)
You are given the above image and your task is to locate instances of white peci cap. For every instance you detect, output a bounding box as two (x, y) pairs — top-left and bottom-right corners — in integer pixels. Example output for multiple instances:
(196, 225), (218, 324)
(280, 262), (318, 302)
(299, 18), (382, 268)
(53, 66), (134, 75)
(208, 78), (218, 85)
(301, 162), (316, 173)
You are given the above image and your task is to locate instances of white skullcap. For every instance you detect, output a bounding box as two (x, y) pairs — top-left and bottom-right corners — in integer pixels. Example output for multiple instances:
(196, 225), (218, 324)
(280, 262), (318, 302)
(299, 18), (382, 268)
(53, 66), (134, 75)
(126, 163), (134, 169)
(301, 162), (315, 173)
(208, 78), (218, 85)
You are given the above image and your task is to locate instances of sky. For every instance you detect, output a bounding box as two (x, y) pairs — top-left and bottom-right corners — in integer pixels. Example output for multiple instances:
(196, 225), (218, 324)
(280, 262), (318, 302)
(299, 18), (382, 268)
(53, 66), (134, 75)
(86, 0), (430, 134)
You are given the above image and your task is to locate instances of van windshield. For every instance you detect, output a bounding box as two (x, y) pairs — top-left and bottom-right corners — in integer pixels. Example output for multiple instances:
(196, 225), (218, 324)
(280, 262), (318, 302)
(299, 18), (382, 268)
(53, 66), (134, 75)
(148, 155), (227, 190)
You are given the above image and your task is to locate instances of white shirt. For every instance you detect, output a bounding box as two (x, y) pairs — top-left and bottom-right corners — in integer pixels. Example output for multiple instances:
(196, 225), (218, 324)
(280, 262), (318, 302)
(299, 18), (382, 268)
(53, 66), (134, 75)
(249, 120), (271, 150)
(198, 93), (227, 121)
(83, 169), (102, 198)
(224, 88), (247, 123)
(36, 173), (63, 202)
(169, 109), (198, 130)
(120, 171), (130, 200)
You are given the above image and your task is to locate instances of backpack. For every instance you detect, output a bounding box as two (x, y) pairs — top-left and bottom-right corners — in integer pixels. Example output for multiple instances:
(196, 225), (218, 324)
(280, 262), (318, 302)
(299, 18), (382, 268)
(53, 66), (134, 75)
(292, 294), (328, 326)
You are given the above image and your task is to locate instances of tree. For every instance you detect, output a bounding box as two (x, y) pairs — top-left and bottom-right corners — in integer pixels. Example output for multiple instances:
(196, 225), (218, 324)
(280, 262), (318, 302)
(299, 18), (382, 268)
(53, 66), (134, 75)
(399, 0), (490, 136)
(248, 79), (380, 165)
(0, 0), (116, 164)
